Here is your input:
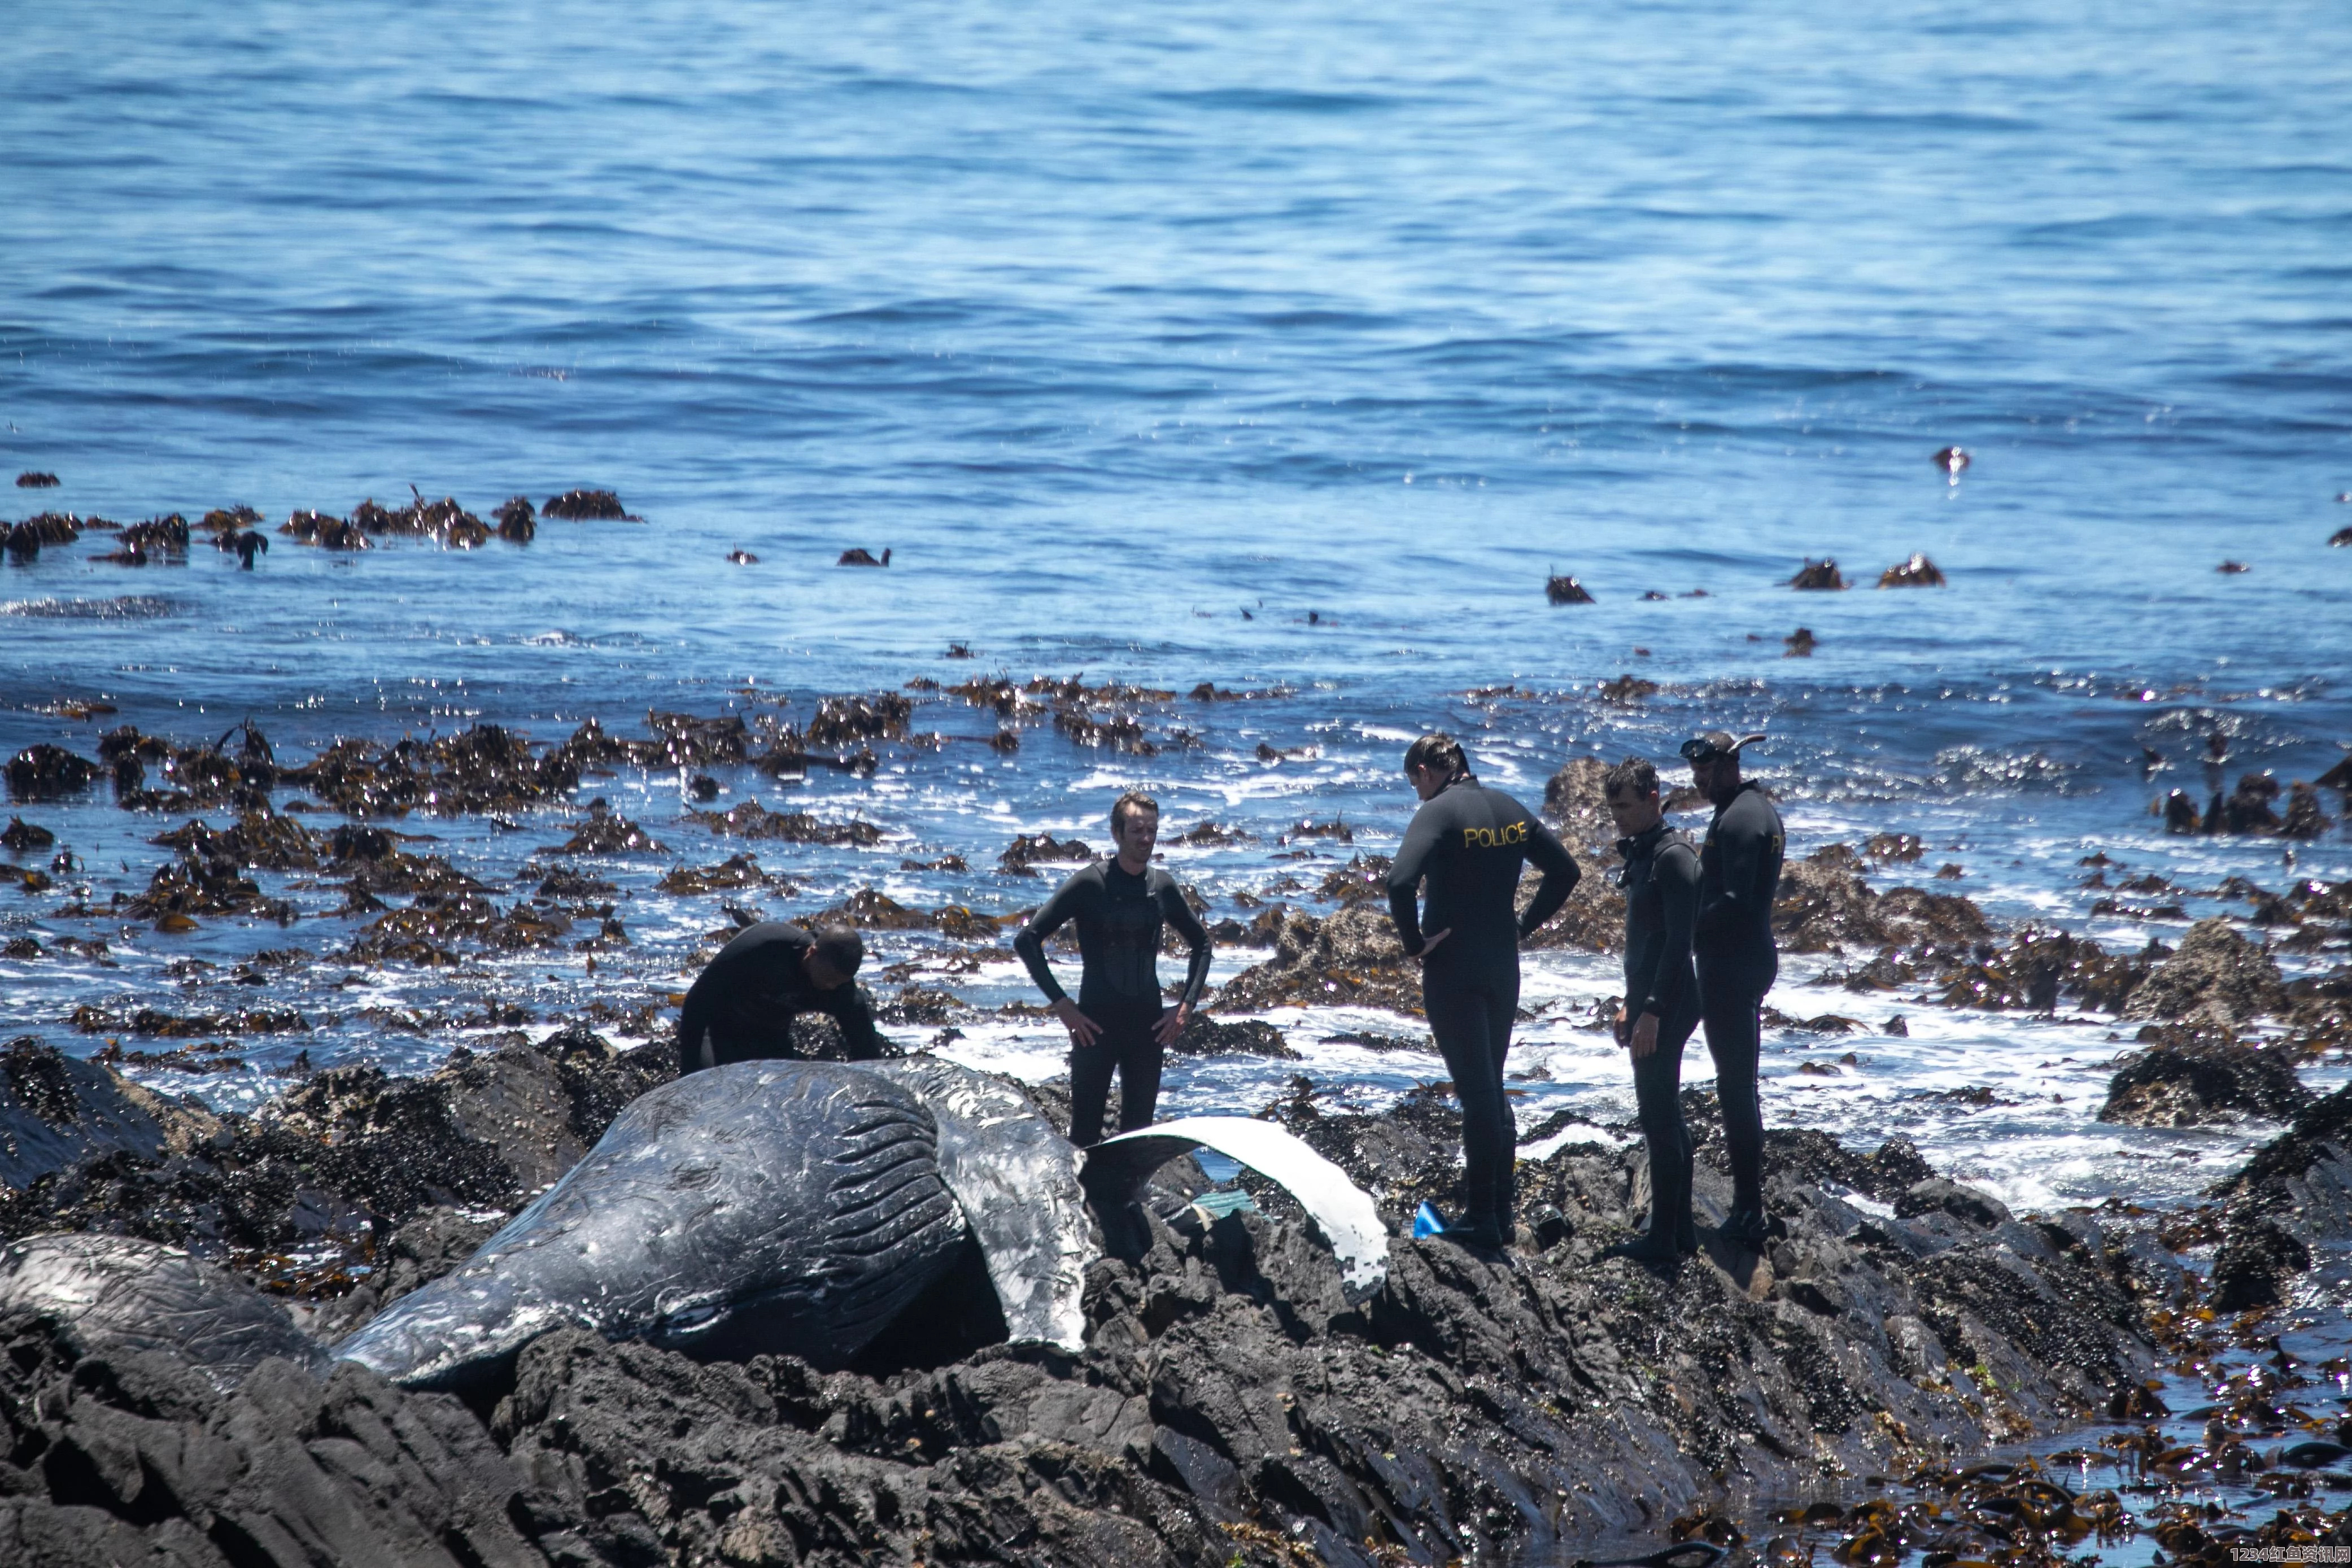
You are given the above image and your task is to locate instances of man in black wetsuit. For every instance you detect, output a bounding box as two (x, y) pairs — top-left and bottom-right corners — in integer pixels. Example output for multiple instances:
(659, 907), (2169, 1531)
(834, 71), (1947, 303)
(1386, 734), (1581, 1250)
(1600, 756), (1703, 1266)
(1014, 792), (1212, 1147)
(1680, 730), (1785, 1251)
(676, 920), (883, 1075)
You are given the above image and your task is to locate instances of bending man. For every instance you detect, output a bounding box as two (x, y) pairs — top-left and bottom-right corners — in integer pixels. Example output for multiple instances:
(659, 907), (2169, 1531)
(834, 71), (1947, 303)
(1602, 756), (1702, 1265)
(677, 920), (882, 1074)
(1681, 730), (1785, 1251)
(1014, 792), (1212, 1146)
(1386, 733), (1580, 1249)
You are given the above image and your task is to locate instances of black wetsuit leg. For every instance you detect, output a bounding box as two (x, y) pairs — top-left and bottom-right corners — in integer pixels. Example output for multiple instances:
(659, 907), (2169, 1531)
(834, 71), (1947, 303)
(1700, 977), (1768, 1214)
(1631, 1013), (1699, 1240)
(1424, 969), (1519, 1224)
(1068, 1004), (1163, 1147)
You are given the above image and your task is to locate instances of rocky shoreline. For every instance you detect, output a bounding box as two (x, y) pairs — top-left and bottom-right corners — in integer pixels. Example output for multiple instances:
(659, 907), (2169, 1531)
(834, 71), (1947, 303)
(1, 750), (2349, 1565)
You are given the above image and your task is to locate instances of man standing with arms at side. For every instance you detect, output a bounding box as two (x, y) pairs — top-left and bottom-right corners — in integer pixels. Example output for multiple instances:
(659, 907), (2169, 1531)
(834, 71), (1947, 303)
(1014, 792), (1213, 1147)
(1681, 730), (1784, 1252)
(1387, 733), (1581, 1250)
(1600, 756), (1703, 1265)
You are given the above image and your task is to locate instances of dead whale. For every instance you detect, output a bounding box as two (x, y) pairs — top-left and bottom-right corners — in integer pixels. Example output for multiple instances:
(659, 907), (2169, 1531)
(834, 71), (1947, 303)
(337, 1060), (967, 1387)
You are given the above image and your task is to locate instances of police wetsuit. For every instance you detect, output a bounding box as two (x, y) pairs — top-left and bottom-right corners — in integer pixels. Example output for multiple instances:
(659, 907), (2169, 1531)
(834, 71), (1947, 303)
(1386, 776), (1580, 1234)
(1014, 860), (1212, 1147)
(1618, 820), (1702, 1250)
(675, 921), (884, 1075)
(1694, 779), (1785, 1223)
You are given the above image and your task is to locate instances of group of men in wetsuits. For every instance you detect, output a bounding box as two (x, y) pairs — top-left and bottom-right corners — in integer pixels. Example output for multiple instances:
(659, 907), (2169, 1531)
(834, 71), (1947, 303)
(675, 728), (1783, 1260)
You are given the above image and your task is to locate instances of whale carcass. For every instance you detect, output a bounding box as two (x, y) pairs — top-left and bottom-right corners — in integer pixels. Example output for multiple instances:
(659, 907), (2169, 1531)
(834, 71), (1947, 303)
(18, 1054), (1386, 1391)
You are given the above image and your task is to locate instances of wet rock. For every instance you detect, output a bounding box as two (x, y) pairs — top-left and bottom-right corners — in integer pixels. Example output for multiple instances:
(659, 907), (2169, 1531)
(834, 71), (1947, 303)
(0, 1038), (220, 1190)
(2206, 1217), (2311, 1312)
(6, 744), (100, 802)
(2333, 525), (2352, 548)
(1877, 553), (1947, 588)
(2, 815), (55, 850)
(2122, 918), (2288, 1025)
(1596, 674), (1659, 703)
(684, 798), (884, 845)
(1545, 573), (1595, 604)
(554, 801), (665, 855)
(1895, 1178), (2013, 1230)
(541, 487), (632, 520)
(1170, 1015), (1298, 1059)
(1932, 446), (1970, 474)
(1784, 627), (1817, 657)
(2098, 1031), (2310, 1127)
(2284, 781), (2331, 839)
(2222, 771), (2285, 834)
(1930, 928), (2154, 1014)
(1773, 846), (1992, 957)
(1214, 903), (1422, 1014)
(658, 853), (778, 896)
(2165, 788), (2203, 833)
(1542, 756), (1616, 850)
(14, 470), (59, 487)
(2, 521), (40, 561)
(1001, 832), (1096, 875)
(151, 809), (319, 871)
(1787, 558), (1847, 590)
(2210, 1080), (2352, 1247)
(837, 546), (891, 566)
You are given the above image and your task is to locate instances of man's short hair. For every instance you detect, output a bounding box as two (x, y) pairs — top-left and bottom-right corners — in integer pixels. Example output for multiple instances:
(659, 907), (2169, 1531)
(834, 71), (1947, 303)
(811, 922), (865, 979)
(1604, 757), (1659, 800)
(1403, 733), (1468, 779)
(1111, 791), (1159, 834)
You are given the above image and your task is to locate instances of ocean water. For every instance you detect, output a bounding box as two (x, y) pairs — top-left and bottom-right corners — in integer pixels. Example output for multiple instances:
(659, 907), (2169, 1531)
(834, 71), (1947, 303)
(2, 1), (2349, 1217)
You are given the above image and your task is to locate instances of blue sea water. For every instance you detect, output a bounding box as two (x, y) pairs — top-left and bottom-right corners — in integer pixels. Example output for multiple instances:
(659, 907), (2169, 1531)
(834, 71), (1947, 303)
(2, 1), (2350, 1215)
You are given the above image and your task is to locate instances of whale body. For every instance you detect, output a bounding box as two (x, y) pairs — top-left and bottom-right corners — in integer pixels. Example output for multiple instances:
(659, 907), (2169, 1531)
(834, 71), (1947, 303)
(338, 1060), (967, 1388)
(0, 1233), (329, 1387)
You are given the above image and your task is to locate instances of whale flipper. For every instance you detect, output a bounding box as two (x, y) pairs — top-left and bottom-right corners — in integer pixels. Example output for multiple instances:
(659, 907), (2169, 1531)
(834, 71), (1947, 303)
(338, 1062), (967, 1388)
(865, 1056), (1089, 1352)
(1083, 1117), (1388, 1300)
(0, 1233), (329, 1388)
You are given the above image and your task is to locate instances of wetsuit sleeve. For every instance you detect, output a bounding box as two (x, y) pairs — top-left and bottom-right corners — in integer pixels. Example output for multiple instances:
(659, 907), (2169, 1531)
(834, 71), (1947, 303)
(1515, 816), (1582, 940)
(1158, 879), (1214, 1007)
(1636, 845), (1699, 1020)
(1696, 800), (1771, 938)
(675, 988), (709, 1077)
(1385, 806), (1445, 957)
(1012, 870), (1085, 1004)
(827, 984), (887, 1060)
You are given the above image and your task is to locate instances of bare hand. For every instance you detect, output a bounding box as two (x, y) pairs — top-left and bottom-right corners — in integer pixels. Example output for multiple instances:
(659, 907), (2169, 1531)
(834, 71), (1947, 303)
(1051, 997), (1102, 1049)
(1415, 927), (1452, 962)
(1628, 1012), (1660, 1060)
(1153, 1002), (1190, 1046)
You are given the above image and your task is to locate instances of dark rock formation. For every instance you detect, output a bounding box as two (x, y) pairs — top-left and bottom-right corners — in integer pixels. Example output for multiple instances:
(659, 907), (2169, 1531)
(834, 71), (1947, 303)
(2098, 1030), (2310, 1127)
(0, 1024), (2185, 1568)
(1213, 905), (1424, 1014)
(2122, 918), (2287, 1026)
(1787, 558), (1846, 590)
(0, 1039), (220, 1190)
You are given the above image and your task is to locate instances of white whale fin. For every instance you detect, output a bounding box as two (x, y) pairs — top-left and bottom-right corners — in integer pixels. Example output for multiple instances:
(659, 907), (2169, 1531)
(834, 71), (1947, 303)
(1083, 1117), (1389, 1301)
(863, 1058), (1089, 1353)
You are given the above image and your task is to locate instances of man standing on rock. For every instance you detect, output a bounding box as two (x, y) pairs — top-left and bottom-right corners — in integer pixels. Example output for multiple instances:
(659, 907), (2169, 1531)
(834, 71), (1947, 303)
(1602, 756), (1703, 1265)
(1014, 792), (1213, 1146)
(1387, 733), (1581, 1249)
(676, 920), (884, 1073)
(1681, 730), (1784, 1251)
